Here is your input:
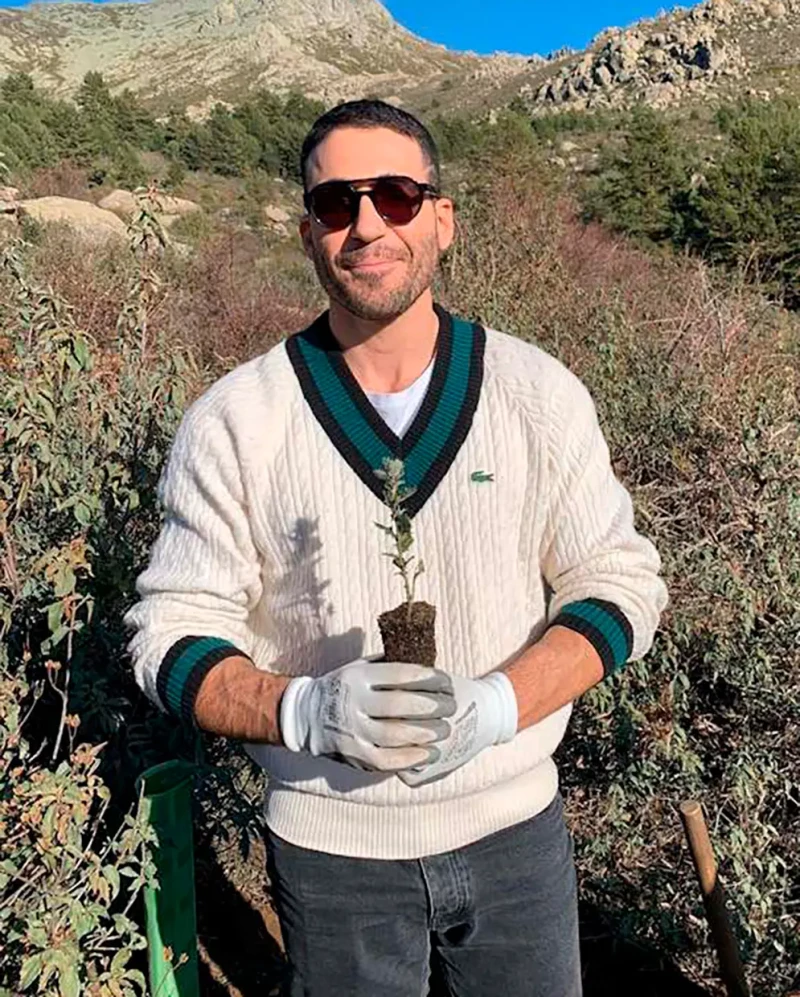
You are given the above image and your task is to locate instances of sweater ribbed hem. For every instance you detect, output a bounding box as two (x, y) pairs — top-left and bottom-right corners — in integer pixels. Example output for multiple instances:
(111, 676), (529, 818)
(262, 758), (559, 860)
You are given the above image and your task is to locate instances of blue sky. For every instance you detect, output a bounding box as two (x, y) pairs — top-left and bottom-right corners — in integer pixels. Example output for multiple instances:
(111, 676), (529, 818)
(0, 0), (701, 56)
(384, 1), (700, 56)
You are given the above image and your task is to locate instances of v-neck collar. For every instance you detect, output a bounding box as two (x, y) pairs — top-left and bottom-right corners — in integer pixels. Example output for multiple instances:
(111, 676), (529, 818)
(285, 304), (485, 517)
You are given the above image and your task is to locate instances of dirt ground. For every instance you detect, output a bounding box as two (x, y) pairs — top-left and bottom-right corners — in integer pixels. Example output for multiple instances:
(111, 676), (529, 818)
(194, 831), (712, 997)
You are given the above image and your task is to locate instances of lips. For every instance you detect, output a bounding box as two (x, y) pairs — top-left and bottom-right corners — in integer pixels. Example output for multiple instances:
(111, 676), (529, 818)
(350, 260), (397, 270)
(340, 254), (405, 271)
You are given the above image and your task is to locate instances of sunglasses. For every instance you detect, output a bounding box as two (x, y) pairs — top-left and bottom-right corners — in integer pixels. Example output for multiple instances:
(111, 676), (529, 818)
(303, 175), (439, 231)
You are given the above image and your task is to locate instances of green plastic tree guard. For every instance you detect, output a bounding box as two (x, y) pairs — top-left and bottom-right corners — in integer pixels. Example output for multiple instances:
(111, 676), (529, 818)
(136, 760), (200, 997)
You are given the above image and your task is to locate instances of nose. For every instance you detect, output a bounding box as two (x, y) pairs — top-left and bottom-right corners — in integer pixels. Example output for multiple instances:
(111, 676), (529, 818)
(349, 190), (387, 242)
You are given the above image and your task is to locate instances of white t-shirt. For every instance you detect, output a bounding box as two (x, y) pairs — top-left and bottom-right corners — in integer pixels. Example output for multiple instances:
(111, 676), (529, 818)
(364, 360), (435, 437)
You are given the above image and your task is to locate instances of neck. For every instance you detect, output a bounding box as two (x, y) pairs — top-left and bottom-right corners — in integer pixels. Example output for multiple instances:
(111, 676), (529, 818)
(328, 290), (439, 393)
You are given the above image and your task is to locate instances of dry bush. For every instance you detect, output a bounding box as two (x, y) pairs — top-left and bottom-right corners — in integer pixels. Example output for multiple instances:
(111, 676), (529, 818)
(8, 223), (319, 377)
(165, 228), (317, 367)
(19, 162), (96, 202)
(21, 232), (137, 347)
(443, 161), (800, 995)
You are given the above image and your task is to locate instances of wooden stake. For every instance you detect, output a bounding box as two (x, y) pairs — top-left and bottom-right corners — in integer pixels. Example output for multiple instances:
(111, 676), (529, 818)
(680, 800), (750, 997)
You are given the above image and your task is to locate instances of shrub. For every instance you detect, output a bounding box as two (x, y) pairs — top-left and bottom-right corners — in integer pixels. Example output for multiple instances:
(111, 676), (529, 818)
(582, 106), (691, 244)
(443, 163), (800, 995)
(684, 98), (800, 306)
(0, 199), (206, 993)
(0, 661), (156, 997)
(585, 97), (800, 308)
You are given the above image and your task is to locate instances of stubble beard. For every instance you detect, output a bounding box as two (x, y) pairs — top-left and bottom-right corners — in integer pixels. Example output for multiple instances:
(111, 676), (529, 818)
(310, 232), (441, 322)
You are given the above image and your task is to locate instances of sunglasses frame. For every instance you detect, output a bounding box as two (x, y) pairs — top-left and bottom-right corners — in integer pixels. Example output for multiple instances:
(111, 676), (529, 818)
(303, 175), (440, 230)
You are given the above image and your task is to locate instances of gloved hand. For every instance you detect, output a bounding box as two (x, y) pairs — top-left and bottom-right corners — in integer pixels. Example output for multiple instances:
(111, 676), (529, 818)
(279, 657), (456, 772)
(398, 671), (518, 787)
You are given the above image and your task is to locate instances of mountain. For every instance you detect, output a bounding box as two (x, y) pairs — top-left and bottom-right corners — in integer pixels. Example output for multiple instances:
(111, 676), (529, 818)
(0, 0), (528, 114)
(0, 0), (796, 118)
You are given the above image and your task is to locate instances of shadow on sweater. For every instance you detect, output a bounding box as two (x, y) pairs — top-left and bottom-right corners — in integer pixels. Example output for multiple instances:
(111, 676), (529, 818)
(265, 516), (369, 681)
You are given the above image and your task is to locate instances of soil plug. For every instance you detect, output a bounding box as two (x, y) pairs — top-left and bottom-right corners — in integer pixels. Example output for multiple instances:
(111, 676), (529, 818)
(374, 457), (436, 666)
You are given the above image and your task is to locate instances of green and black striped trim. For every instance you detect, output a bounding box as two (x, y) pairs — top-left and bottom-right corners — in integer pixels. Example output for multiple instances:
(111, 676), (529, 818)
(156, 636), (246, 725)
(550, 598), (634, 677)
(285, 304), (485, 518)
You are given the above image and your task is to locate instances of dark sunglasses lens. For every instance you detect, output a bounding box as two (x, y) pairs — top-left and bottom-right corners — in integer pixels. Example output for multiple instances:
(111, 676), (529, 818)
(310, 183), (354, 229)
(372, 178), (423, 225)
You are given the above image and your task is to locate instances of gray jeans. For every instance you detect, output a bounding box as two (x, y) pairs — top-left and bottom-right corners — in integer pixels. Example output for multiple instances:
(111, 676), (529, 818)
(266, 793), (582, 997)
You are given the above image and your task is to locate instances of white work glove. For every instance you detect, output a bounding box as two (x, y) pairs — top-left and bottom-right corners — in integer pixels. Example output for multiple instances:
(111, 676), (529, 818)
(398, 672), (518, 787)
(280, 657), (456, 772)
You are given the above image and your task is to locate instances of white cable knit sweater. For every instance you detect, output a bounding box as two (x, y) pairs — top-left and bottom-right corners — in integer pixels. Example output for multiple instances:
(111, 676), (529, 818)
(125, 307), (667, 860)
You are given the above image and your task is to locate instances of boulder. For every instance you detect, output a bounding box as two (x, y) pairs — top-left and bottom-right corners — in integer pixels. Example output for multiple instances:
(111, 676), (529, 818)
(99, 189), (200, 220)
(264, 204), (291, 225)
(155, 213), (183, 229)
(0, 186), (19, 202)
(17, 197), (128, 247)
(593, 64), (613, 87)
(98, 189), (138, 218)
(157, 195), (201, 217)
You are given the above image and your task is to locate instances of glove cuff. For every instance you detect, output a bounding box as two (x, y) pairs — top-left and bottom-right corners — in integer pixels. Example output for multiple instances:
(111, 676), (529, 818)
(483, 671), (518, 744)
(279, 675), (314, 752)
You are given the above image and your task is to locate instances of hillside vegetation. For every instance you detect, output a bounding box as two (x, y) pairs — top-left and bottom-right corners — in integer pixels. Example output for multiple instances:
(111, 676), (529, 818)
(0, 79), (799, 997)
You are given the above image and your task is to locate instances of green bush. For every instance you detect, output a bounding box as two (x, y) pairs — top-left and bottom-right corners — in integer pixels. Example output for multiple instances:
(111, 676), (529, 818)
(0, 201), (205, 993)
(583, 106), (691, 244)
(585, 97), (800, 307)
(684, 98), (800, 305)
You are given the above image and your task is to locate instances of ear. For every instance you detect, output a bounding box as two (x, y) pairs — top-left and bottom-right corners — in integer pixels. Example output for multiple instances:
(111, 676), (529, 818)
(299, 215), (314, 260)
(434, 196), (455, 254)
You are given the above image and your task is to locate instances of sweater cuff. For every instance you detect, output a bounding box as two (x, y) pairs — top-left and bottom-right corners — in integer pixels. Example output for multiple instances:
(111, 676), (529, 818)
(549, 598), (634, 677)
(156, 636), (248, 725)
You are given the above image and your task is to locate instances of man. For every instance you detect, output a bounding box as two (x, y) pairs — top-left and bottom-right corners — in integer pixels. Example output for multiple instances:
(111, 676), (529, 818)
(126, 99), (667, 996)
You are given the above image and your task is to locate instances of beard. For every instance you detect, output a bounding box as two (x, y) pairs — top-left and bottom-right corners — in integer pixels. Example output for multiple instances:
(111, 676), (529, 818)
(308, 231), (441, 322)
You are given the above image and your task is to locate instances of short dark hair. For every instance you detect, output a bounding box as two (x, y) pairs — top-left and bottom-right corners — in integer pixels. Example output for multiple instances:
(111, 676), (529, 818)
(299, 99), (441, 191)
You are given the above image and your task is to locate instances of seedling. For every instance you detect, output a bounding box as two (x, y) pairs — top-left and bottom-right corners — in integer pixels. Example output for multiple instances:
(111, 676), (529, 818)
(374, 457), (425, 621)
(374, 457), (436, 666)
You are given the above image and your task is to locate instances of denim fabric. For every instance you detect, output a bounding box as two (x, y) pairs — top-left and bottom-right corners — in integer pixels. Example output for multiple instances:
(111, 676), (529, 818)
(266, 793), (582, 997)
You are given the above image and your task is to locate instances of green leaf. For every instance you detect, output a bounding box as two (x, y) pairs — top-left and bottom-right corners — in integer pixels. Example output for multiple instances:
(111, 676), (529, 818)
(60, 963), (80, 997)
(19, 953), (43, 990)
(39, 396), (57, 426)
(104, 863), (121, 900)
(46, 600), (63, 634)
(125, 969), (147, 992)
(73, 338), (90, 369)
(53, 563), (76, 598)
(74, 501), (92, 527)
(111, 948), (132, 974)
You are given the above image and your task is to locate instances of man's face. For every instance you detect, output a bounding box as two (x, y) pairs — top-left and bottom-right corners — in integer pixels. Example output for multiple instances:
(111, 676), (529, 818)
(300, 126), (455, 322)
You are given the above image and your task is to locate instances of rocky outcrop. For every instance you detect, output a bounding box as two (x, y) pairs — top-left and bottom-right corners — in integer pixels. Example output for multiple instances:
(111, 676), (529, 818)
(16, 197), (128, 246)
(263, 203), (292, 237)
(519, 0), (798, 112)
(524, 26), (742, 111)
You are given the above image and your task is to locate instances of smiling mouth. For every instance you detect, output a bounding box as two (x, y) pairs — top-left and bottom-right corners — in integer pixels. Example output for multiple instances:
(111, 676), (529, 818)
(346, 259), (400, 270)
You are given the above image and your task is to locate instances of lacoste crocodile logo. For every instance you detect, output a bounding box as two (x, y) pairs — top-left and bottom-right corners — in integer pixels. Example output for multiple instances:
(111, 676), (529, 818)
(470, 470), (494, 483)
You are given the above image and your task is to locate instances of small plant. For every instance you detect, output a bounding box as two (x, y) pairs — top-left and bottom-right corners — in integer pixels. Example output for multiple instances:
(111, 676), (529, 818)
(374, 457), (425, 620)
(374, 457), (436, 666)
